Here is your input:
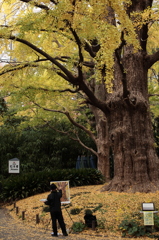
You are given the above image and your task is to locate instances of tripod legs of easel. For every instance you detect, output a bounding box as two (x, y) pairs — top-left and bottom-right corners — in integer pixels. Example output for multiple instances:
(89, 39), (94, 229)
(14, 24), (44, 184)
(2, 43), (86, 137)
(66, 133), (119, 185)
(63, 204), (74, 223)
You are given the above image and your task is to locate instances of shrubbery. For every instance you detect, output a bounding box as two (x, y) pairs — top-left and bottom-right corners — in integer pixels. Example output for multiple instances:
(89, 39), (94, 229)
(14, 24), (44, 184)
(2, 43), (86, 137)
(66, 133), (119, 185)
(118, 214), (159, 238)
(0, 168), (104, 202)
(118, 218), (146, 237)
(71, 222), (85, 233)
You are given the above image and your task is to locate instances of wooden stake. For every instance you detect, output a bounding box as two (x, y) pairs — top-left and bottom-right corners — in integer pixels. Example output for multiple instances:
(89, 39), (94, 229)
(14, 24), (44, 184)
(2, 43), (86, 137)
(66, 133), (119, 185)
(36, 214), (40, 224)
(22, 211), (25, 220)
(16, 206), (19, 215)
(92, 220), (96, 230)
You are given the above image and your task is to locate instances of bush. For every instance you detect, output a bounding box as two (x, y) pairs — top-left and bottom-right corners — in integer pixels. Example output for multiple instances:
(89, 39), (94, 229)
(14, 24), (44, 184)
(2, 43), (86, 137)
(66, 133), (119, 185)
(118, 214), (159, 238)
(71, 222), (85, 232)
(70, 208), (81, 215)
(118, 219), (146, 237)
(0, 168), (104, 202)
(154, 215), (159, 231)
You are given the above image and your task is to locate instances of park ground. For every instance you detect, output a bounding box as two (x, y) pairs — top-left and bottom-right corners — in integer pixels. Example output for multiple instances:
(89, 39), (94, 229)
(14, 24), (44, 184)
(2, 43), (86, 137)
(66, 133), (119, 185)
(2, 184), (159, 240)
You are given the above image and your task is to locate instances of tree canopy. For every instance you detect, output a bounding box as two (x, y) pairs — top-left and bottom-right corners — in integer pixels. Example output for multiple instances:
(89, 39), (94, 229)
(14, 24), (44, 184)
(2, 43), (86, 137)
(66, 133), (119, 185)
(1, 0), (159, 192)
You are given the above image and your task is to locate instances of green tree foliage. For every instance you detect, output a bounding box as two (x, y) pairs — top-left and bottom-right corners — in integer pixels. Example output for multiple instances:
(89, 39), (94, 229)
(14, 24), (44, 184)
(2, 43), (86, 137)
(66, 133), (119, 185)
(0, 117), (96, 178)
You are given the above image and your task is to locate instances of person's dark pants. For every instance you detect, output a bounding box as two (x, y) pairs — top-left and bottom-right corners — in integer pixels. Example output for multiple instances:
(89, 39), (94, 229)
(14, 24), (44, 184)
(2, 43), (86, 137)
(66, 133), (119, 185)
(50, 210), (67, 235)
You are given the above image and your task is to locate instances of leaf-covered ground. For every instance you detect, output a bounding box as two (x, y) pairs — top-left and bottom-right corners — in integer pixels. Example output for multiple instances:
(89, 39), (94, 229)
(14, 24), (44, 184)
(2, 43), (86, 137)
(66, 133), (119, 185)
(6, 184), (159, 240)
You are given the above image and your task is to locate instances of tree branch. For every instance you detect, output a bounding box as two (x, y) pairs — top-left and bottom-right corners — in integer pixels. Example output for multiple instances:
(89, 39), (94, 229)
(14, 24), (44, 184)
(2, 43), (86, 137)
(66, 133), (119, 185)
(115, 31), (129, 100)
(0, 63), (38, 76)
(32, 101), (97, 144)
(44, 120), (97, 156)
(149, 94), (159, 97)
(50, 0), (58, 4)
(26, 86), (80, 93)
(83, 61), (95, 68)
(69, 25), (83, 80)
(145, 50), (159, 69)
(19, 0), (50, 10)
(84, 40), (100, 58)
(75, 134), (98, 156)
(84, 41), (96, 58)
(0, 58), (50, 76)
(0, 34), (76, 83)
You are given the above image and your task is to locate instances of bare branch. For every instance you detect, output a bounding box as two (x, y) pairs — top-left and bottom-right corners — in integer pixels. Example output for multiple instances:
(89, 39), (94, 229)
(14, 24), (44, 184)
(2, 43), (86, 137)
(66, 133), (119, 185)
(75, 134), (97, 156)
(43, 120), (97, 156)
(32, 101), (97, 144)
(65, 111), (96, 143)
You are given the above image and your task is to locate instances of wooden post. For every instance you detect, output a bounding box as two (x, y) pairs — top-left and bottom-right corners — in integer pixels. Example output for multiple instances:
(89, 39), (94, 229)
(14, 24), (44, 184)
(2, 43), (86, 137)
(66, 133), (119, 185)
(92, 220), (96, 230)
(36, 214), (40, 224)
(22, 211), (25, 220)
(16, 206), (19, 215)
(13, 202), (16, 208)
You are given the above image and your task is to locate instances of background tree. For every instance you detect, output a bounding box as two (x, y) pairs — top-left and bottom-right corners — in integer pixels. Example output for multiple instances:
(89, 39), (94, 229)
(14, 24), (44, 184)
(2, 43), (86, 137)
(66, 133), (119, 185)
(0, 115), (96, 178)
(0, 0), (111, 180)
(0, 0), (159, 192)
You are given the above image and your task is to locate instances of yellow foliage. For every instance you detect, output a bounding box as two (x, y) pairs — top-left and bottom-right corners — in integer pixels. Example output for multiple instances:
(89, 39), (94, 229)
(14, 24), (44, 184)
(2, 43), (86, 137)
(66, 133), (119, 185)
(0, 0), (159, 121)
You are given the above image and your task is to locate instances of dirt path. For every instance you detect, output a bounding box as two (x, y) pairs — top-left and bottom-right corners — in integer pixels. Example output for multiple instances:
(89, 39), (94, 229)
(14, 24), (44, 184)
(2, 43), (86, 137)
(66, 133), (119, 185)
(0, 207), (107, 240)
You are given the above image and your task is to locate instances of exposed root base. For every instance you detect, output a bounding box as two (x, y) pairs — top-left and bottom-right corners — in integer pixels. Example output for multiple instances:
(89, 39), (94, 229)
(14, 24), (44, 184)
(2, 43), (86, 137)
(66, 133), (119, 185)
(100, 179), (159, 193)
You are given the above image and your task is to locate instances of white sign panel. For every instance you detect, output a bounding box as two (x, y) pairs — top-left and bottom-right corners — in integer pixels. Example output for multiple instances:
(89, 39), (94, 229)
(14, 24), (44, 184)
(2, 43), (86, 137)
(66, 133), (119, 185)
(142, 203), (155, 211)
(8, 158), (20, 173)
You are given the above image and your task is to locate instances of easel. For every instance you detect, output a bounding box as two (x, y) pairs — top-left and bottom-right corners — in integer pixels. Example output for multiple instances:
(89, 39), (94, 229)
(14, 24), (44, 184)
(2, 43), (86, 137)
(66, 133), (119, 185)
(62, 204), (74, 223)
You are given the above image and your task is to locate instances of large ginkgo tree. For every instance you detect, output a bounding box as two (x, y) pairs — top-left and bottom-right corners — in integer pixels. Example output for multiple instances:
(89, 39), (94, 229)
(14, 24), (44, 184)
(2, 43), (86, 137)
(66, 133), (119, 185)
(0, 0), (159, 192)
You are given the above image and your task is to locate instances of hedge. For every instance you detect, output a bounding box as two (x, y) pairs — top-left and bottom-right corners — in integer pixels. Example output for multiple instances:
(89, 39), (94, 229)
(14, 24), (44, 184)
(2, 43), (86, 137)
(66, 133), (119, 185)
(0, 168), (105, 202)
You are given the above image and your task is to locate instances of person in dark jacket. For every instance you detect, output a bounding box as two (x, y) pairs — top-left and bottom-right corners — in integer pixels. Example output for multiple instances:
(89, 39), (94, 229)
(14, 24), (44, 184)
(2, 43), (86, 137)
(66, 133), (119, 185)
(45, 183), (68, 237)
(84, 209), (97, 228)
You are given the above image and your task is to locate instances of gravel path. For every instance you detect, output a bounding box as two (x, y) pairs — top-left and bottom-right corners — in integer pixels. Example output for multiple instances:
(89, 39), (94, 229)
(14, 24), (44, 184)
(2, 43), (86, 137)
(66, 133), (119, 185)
(0, 207), (108, 240)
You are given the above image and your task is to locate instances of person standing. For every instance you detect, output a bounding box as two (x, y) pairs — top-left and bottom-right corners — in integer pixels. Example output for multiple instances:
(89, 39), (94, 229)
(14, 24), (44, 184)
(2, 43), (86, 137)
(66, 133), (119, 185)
(45, 183), (68, 237)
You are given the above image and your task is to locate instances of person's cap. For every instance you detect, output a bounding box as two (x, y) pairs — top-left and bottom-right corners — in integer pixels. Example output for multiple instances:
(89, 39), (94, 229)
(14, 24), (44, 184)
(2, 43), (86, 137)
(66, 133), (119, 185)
(50, 183), (57, 190)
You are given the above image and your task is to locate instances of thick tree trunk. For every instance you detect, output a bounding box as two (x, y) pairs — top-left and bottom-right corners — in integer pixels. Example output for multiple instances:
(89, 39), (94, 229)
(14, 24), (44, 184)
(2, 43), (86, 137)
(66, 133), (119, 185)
(102, 49), (159, 193)
(93, 108), (110, 181)
(89, 77), (110, 181)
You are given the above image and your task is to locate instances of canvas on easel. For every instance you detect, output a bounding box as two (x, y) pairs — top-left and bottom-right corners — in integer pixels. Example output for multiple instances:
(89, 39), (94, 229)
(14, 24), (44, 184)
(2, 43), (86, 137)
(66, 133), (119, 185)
(50, 180), (70, 204)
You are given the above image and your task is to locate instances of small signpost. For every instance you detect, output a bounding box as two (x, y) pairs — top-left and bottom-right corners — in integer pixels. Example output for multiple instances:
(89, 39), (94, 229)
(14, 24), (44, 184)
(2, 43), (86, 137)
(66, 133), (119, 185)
(140, 202), (158, 233)
(8, 158), (20, 174)
(143, 211), (154, 226)
(141, 203), (155, 226)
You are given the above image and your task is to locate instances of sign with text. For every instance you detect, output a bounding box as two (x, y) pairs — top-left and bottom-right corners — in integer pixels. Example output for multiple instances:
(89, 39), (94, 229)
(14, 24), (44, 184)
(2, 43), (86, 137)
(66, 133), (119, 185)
(8, 158), (20, 173)
(143, 211), (154, 226)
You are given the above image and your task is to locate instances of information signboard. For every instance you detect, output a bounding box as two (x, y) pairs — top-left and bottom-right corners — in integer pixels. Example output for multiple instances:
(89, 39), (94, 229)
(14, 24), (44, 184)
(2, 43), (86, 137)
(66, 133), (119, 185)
(143, 211), (154, 226)
(8, 158), (20, 173)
